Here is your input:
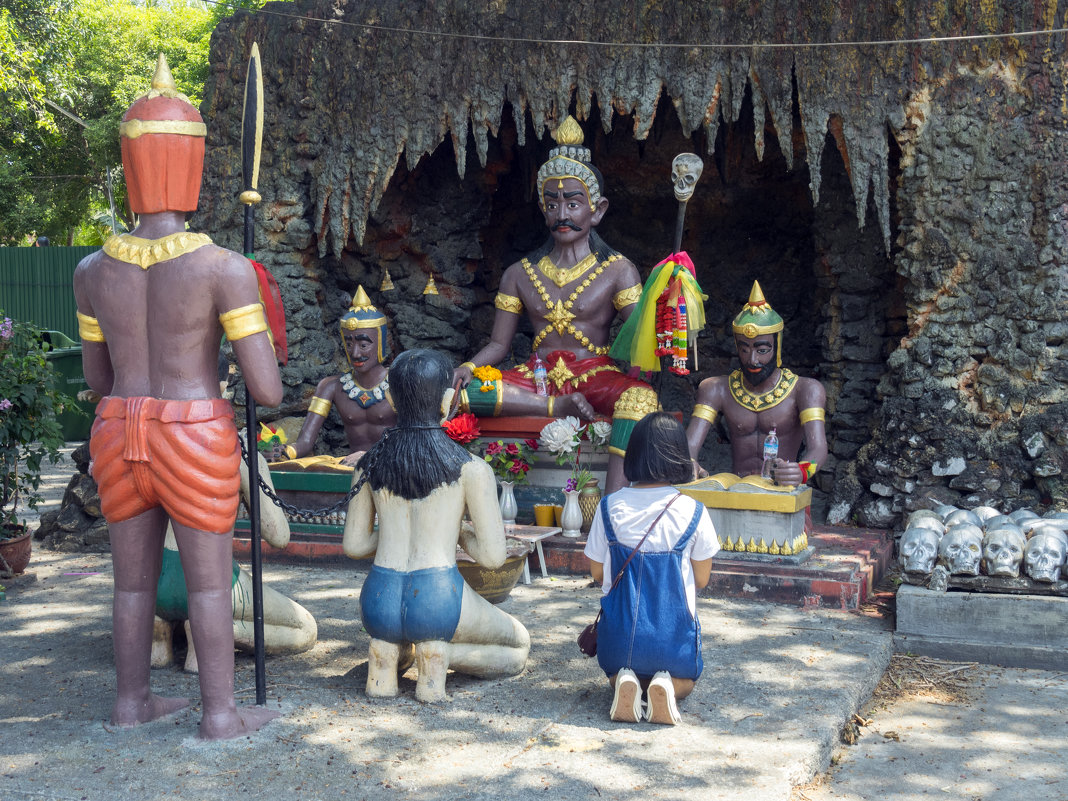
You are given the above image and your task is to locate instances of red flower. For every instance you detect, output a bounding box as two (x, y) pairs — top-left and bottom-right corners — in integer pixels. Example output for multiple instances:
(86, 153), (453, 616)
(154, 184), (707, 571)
(504, 442), (520, 456)
(524, 438), (539, 451)
(485, 441), (503, 456)
(509, 460), (529, 475)
(442, 412), (480, 445)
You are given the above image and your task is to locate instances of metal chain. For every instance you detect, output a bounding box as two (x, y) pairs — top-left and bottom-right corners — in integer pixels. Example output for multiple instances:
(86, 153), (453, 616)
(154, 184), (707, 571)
(239, 436), (363, 523)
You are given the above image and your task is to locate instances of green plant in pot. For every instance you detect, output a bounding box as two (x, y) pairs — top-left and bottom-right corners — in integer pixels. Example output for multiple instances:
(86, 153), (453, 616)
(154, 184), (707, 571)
(0, 313), (74, 573)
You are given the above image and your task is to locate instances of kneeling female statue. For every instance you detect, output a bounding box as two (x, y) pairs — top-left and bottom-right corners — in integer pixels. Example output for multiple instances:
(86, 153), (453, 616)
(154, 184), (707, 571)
(342, 349), (530, 702)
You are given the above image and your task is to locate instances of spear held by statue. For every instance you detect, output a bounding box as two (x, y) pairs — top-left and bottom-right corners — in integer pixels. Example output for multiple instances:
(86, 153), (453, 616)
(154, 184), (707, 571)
(238, 42), (288, 707)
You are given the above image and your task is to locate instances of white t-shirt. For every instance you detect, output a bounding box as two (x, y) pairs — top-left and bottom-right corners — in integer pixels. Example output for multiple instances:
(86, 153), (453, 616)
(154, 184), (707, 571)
(583, 486), (719, 617)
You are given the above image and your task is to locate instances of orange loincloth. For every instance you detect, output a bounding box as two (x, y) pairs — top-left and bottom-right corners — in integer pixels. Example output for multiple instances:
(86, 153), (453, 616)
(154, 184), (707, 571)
(90, 396), (241, 534)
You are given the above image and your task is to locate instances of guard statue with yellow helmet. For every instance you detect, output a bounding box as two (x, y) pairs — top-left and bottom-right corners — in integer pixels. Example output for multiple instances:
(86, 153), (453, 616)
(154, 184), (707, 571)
(291, 285), (397, 463)
(73, 55), (284, 739)
(686, 281), (828, 486)
(452, 116), (658, 493)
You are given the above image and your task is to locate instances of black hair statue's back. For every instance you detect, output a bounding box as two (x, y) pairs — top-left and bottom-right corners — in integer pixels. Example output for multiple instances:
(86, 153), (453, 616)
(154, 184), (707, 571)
(355, 349), (472, 500)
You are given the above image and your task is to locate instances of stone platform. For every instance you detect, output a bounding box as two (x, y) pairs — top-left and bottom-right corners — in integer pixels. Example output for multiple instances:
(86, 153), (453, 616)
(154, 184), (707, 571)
(235, 520), (893, 610)
(536, 524), (893, 611)
(894, 583), (1068, 670)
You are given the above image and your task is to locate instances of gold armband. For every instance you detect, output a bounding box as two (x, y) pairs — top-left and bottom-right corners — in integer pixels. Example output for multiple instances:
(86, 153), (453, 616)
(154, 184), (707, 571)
(692, 404), (719, 425)
(77, 311), (106, 343)
(459, 361), (476, 373)
(546, 396), (554, 417)
(494, 292), (523, 314)
(219, 303), (268, 341)
(799, 407), (826, 425)
(284, 445), (297, 460)
(308, 396), (332, 418)
(612, 283), (643, 311)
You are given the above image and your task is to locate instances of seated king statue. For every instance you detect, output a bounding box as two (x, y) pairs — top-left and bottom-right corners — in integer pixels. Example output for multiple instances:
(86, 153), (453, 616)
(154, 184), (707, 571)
(686, 281), (828, 487)
(453, 116), (658, 492)
(290, 286), (396, 464)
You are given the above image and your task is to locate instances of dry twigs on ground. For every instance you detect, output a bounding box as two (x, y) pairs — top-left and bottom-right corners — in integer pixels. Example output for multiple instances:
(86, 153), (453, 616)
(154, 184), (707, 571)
(869, 653), (980, 710)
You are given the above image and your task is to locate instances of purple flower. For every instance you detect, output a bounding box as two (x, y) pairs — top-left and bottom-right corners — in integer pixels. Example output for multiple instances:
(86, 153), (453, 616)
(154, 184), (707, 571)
(0, 398), (11, 412)
(0, 318), (12, 340)
(565, 477), (577, 492)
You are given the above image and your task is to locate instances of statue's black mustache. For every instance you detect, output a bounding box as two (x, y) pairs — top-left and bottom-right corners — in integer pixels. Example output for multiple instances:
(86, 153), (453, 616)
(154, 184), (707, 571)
(553, 220), (582, 232)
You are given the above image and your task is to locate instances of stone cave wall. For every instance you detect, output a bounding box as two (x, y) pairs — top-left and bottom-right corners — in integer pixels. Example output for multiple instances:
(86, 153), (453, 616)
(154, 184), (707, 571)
(841, 61), (1068, 527)
(194, 0), (1068, 528)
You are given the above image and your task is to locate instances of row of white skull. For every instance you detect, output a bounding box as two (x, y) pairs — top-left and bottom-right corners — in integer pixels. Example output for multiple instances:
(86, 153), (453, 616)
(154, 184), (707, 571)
(899, 507), (1068, 582)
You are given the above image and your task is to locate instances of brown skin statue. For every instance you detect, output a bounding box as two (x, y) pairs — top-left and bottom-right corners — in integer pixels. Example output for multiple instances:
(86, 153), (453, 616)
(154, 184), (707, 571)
(291, 287), (396, 464)
(453, 117), (658, 493)
(686, 282), (828, 486)
(73, 56), (283, 740)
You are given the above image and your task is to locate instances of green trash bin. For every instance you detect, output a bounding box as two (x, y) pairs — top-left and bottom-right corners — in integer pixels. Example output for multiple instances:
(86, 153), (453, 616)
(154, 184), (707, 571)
(42, 331), (94, 442)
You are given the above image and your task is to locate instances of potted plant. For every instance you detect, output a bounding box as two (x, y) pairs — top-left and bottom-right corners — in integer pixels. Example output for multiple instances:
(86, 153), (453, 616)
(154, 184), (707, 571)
(0, 313), (73, 575)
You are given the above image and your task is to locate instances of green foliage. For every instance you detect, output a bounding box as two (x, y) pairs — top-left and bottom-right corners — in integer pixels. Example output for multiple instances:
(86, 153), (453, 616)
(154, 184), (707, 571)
(0, 0), (293, 244)
(0, 313), (72, 529)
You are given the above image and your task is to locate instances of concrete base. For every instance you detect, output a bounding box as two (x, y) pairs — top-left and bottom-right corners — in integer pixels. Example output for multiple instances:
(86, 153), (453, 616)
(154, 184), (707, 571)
(894, 583), (1068, 670)
(704, 527), (893, 610)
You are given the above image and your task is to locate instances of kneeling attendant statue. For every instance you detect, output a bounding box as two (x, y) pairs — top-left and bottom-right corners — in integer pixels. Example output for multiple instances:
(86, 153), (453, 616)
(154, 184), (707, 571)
(343, 350), (530, 702)
(687, 281), (827, 486)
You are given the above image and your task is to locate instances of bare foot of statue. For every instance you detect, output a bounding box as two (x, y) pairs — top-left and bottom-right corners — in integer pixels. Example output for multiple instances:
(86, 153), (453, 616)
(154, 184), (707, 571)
(198, 705), (281, 740)
(366, 638), (401, 698)
(414, 640), (449, 703)
(554, 392), (596, 420)
(110, 693), (191, 728)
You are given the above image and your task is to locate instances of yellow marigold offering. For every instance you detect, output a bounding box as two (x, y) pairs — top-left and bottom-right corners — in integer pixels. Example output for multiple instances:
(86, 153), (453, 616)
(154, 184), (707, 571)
(472, 365), (502, 391)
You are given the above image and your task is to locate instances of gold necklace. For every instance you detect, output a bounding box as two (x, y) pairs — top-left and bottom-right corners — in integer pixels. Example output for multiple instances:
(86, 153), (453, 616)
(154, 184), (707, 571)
(536, 252), (598, 288)
(728, 368), (798, 412)
(521, 254), (621, 356)
(103, 231), (213, 270)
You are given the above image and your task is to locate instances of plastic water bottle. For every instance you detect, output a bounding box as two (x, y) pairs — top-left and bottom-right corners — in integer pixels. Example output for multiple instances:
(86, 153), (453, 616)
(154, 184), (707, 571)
(532, 354), (548, 396)
(761, 427), (779, 479)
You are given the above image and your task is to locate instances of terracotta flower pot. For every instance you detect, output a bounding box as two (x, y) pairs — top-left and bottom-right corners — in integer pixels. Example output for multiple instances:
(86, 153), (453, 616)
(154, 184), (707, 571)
(0, 527), (32, 576)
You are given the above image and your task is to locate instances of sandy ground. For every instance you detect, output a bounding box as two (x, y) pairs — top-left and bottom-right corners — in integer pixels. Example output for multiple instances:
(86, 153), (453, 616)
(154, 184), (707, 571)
(4, 446), (1067, 801)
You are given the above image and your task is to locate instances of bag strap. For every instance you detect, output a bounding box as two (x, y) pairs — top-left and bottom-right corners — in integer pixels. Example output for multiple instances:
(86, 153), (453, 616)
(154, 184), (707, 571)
(606, 491), (683, 594)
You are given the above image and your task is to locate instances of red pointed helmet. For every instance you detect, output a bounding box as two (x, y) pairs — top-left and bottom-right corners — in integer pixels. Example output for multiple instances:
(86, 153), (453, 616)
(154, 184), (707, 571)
(120, 54), (206, 214)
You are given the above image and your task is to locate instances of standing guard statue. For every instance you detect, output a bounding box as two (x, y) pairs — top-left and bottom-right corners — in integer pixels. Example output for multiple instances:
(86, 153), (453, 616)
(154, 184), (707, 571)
(74, 55), (284, 739)
(453, 116), (659, 493)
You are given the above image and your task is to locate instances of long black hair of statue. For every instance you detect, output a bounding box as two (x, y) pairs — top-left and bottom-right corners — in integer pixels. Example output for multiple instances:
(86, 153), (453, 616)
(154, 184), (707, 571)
(353, 349), (473, 500)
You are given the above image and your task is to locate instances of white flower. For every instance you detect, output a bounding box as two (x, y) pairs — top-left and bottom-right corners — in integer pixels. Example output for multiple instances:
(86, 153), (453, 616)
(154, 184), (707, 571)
(539, 417), (583, 456)
(588, 420), (612, 448)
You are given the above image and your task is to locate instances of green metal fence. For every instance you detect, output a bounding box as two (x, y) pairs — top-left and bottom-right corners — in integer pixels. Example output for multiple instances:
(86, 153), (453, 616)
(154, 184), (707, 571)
(0, 246), (96, 339)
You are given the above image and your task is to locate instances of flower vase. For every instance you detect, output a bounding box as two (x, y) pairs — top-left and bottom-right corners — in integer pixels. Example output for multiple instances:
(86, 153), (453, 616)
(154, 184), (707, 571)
(560, 489), (583, 538)
(578, 479), (602, 533)
(498, 480), (518, 526)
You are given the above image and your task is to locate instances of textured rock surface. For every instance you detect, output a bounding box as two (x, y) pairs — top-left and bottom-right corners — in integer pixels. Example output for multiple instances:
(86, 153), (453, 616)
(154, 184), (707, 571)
(195, 0), (1068, 527)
